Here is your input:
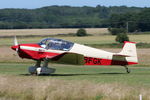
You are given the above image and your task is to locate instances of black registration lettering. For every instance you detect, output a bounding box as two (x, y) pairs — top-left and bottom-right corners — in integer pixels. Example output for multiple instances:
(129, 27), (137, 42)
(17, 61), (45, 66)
(84, 57), (102, 64)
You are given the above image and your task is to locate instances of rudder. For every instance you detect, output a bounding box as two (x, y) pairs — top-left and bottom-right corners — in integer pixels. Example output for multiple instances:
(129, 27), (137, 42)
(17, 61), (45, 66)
(119, 41), (138, 63)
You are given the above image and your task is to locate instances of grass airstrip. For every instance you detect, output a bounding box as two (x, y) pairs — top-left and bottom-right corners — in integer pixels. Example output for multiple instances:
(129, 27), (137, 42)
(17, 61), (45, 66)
(0, 28), (150, 100)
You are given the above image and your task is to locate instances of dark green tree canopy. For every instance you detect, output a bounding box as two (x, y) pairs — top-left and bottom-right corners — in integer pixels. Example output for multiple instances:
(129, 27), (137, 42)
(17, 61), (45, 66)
(109, 8), (150, 32)
(116, 33), (129, 43)
(0, 5), (149, 32)
(0, 5), (144, 29)
(108, 28), (126, 35)
(76, 28), (87, 36)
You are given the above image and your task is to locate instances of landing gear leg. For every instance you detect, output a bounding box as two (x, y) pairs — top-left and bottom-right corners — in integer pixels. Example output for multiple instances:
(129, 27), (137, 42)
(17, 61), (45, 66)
(124, 66), (130, 73)
(28, 60), (41, 74)
(36, 59), (56, 75)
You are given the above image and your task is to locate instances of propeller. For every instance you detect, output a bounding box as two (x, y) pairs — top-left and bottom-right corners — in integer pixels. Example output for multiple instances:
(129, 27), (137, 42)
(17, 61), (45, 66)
(11, 36), (20, 53)
(14, 36), (18, 46)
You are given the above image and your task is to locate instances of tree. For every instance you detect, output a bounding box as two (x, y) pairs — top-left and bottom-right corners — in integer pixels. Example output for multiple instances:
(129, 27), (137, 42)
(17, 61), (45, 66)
(76, 28), (87, 36)
(115, 33), (129, 43)
(0, 6), (144, 29)
(108, 28), (126, 35)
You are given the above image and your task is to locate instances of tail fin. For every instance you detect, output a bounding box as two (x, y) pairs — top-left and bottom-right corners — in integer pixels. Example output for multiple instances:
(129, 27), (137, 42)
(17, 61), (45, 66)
(117, 41), (138, 63)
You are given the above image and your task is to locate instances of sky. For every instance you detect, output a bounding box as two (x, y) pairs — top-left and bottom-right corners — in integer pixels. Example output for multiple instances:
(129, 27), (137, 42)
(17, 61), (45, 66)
(0, 0), (149, 9)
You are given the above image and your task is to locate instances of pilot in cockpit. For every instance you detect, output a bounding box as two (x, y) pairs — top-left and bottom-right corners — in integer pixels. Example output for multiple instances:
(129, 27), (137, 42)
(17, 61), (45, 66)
(40, 39), (50, 48)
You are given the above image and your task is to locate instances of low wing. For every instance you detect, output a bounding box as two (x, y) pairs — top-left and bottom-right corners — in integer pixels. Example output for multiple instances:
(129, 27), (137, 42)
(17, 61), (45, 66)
(46, 52), (85, 65)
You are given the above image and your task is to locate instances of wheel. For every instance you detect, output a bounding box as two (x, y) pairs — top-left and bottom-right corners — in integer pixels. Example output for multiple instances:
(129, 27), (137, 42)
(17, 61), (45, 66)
(127, 68), (131, 73)
(28, 66), (38, 74)
(36, 67), (56, 75)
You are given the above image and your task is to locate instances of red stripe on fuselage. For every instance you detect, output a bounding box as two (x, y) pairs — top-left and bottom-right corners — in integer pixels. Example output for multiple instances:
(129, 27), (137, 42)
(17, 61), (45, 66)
(18, 46), (60, 60)
(19, 49), (60, 60)
(84, 57), (137, 66)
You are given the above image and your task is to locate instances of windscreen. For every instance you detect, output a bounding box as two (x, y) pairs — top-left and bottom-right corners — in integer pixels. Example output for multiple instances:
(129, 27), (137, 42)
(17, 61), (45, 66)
(39, 38), (74, 51)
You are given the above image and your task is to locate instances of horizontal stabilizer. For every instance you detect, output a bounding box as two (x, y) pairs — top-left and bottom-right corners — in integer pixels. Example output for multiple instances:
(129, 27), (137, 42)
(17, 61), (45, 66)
(113, 53), (131, 57)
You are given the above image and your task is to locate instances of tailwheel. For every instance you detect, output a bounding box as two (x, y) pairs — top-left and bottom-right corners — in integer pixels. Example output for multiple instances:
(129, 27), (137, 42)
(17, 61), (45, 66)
(124, 66), (131, 73)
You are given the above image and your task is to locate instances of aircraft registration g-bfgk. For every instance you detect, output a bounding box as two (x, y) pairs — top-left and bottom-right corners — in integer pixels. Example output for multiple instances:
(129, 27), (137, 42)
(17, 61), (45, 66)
(11, 37), (138, 75)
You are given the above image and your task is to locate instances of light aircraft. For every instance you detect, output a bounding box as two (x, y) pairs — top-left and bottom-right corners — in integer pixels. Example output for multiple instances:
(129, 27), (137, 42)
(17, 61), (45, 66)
(11, 37), (138, 75)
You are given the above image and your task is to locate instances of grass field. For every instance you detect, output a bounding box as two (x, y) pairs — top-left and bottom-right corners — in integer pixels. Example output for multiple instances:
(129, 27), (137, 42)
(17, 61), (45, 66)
(0, 28), (108, 36)
(0, 63), (150, 100)
(0, 34), (150, 46)
(0, 63), (150, 86)
(0, 28), (150, 100)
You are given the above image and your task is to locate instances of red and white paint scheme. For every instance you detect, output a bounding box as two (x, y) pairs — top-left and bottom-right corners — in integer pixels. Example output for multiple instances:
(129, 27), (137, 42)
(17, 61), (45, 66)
(11, 37), (138, 75)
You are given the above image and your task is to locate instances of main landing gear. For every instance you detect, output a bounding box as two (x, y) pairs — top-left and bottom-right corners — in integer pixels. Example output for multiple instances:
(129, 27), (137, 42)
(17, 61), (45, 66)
(28, 59), (56, 75)
(123, 66), (130, 73)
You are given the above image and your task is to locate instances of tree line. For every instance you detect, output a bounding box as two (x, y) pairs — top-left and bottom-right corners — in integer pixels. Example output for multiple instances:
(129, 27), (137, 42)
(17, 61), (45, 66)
(0, 5), (149, 32)
(109, 8), (150, 32)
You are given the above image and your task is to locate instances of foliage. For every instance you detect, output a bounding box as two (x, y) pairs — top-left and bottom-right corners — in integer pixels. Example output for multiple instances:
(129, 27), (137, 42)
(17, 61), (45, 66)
(0, 6), (150, 32)
(0, 5), (143, 29)
(115, 33), (129, 43)
(76, 28), (87, 36)
(109, 8), (150, 32)
(108, 28), (126, 35)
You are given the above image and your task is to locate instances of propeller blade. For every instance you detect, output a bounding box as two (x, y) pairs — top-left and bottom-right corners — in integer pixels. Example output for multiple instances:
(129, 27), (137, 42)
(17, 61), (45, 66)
(14, 36), (18, 46)
(16, 47), (19, 52)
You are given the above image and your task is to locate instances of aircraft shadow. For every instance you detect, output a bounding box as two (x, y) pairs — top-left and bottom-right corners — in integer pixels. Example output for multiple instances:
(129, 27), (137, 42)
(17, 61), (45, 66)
(50, 72), (126, 76)
(20, 72), (126, 76)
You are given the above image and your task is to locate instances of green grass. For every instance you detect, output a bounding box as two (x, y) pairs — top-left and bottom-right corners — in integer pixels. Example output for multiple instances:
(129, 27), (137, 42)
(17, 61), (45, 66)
(0, 63), (150, 100)
(86, 42), (150, 48)
(0, 63), (150, 87)
(0, 36), (115, 46)
(0, 34), (150, 47)
(132, 32), (150, 34)
(0, 32), (150, 100)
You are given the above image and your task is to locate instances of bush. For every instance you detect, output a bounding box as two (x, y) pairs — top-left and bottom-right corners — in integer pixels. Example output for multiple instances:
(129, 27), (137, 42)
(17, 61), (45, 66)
(115, 33), (129, 43)
(76, 28), (87, 36)
(108, 28), (126, 35)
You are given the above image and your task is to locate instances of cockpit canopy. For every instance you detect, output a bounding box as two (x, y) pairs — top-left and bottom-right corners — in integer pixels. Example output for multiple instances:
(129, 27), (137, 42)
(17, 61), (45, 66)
(39, 38), (74, 51)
